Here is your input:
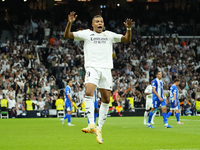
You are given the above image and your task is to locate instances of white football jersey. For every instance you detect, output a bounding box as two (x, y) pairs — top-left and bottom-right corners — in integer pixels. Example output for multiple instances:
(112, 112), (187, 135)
(144, 85), (153, 100)
(73, 29), (122, 69)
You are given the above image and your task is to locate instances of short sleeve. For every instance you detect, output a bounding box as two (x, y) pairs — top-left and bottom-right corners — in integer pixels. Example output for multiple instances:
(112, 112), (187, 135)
(152, 80), (157, 88)
(173, 88), (176, 94)
(106, 31), (123, 43)
(73, 29), (89, 41)
(65, 87), (70, 95)
(144, 86), (150, 93)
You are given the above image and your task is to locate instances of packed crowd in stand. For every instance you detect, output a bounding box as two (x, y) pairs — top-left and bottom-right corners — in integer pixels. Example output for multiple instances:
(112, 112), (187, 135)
(1, 11), (200, 117)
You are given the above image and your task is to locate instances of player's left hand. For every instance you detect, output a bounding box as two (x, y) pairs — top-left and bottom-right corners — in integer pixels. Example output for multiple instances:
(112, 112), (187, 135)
(124, 18), (135, 28)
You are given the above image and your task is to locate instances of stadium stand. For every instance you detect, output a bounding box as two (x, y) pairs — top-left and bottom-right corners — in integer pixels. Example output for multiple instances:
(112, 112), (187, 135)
(0, 2), (200, 117)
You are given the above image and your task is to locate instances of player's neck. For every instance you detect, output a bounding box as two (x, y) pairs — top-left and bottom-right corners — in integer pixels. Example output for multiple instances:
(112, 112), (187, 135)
(93, 30), (103, 34)
(156, 78), (161, 80)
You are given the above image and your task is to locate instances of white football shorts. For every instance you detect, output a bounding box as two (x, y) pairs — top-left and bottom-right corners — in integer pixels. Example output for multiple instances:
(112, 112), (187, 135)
(146, 96), (153, 110)
(85, 67), (112, 90)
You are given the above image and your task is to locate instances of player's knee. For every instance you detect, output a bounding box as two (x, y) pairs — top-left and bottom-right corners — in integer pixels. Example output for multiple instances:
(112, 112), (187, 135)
(162, 106), (167, 112)
(85, 90), (93, 97)
(94, 109), (99, 113)
(151, 108), (155, 112)
(102, 97), (110, 104)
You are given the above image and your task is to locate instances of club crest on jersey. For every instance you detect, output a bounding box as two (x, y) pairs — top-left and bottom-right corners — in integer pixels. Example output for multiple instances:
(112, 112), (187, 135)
(103, 33), (106, 36)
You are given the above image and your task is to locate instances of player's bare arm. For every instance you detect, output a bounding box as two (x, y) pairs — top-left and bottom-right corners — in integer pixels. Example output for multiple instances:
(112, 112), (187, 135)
(63, 11), (77, 39)
(67, 94), (74, 106)
(174, 93), (177, 106)
(153, 87), (163, 101)
(121, 18), (135, 43)
(145, 92), (151, 95)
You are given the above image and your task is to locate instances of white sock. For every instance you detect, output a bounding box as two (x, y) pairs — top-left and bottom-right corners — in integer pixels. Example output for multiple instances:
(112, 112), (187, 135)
(151, 112), (156, 122)
(85, 96), (94, 125)
(144, 111), (148, 121)
(97, 102), (109, 130)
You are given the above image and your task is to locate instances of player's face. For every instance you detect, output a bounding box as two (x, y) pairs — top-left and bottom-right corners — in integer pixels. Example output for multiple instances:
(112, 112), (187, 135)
(176, 81), (180, 86)
(68, 81), (73, 87)
(92, 17), (104, 33)
(157, 72), (162, 79)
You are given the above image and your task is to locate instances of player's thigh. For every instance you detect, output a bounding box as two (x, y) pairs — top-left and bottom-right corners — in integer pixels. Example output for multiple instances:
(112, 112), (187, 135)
(175, 108), (179, 113)
(161, 100), (167, 112)
(66, 103), (72, 112)
(145, 99), (152, 110)
(98, 68), (112, 91)
(100, 89), (111, 104)
(152, 98), (160, 109)
(85, 67), (99, 96)
(160, 99), (167, 108)
(170, 102), (175, 110)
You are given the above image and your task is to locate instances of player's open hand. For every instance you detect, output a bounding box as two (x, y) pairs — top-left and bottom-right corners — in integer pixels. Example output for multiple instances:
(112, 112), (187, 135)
(68, 11), (77, 23)
(159, 97), (163, 102)
(124, 18), (135, 28)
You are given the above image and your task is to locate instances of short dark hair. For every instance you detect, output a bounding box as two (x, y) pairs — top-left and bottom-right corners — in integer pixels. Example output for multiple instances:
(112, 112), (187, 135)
(92, 15), (102, 22)
(174, 78), (180, 83)
(67, 79), (72, 84)
(156, 71), (161, 75)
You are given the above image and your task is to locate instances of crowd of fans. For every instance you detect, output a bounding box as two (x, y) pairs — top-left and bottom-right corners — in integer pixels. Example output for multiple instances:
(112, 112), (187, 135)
(1, 7), (200, 117)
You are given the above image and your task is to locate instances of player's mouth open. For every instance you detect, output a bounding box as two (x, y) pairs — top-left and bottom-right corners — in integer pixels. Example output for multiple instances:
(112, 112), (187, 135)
(98, 26), (102, 29)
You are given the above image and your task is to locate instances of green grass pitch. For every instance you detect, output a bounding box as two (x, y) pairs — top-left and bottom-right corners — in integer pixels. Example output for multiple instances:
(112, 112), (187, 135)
(0, 116), (200, 150)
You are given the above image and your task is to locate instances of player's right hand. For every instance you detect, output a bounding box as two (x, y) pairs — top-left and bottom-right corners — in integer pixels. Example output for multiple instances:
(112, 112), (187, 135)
(159, 97), (163, 102)
(71, 103), (74, 107)
(174, 102), (177, 106)
(68, 11), (77, 23)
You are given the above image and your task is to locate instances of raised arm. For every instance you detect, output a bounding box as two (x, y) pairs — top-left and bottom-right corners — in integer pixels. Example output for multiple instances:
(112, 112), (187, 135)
(121, 18), (135, 43)
(63, 11), (77, 39)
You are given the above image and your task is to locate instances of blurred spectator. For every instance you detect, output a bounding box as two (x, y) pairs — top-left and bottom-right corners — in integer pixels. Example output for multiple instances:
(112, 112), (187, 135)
(0, 6), (200, 116)
(182, 98), (195, 116)
(55, 95), (64, 111)
(38, 97), (45, 111)
(0, 94), (8, 111)
(45, 97), (53, 110)
(25, 96), (33, 111)
(10, 107), (17, 118)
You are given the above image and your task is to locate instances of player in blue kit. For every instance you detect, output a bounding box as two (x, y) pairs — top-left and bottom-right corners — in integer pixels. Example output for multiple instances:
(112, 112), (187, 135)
(147, 71), (173, 128)
(60, 79), (75, 126)
(167, 78), (184, 124)
(87, 89), (99, 125)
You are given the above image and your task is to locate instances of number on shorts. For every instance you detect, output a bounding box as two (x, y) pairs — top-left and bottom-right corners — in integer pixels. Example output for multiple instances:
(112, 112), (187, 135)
(154, 101), (157, 107)
(86, 71), (90, 77)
